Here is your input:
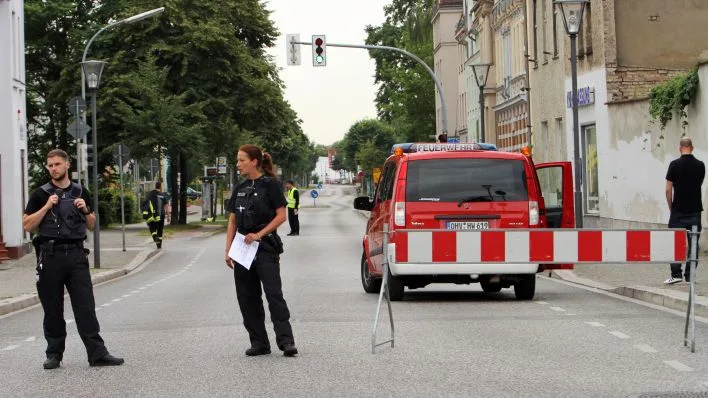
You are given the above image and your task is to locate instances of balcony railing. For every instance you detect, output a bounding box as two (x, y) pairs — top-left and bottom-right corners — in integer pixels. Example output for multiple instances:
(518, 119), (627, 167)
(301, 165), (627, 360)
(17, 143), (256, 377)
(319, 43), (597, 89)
(433, 0), (463, 15)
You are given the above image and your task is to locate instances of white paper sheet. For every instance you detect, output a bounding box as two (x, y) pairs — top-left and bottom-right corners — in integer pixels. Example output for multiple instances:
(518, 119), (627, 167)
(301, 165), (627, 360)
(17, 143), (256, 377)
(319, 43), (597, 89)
(228, 233), (259, 270)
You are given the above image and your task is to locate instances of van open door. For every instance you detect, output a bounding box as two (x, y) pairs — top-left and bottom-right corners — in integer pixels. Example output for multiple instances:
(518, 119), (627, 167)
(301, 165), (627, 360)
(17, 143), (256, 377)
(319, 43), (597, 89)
(535, 161), (575, 270)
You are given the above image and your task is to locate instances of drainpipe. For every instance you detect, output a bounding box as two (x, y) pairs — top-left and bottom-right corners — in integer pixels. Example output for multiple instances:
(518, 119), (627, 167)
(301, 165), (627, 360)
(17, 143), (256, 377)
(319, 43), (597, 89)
(522, 0), (533, 149)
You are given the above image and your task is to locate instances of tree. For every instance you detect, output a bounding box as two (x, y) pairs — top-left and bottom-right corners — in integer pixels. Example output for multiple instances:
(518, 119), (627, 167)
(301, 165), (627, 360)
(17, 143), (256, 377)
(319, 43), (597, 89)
(365, 0), (436, 143)
(341, 119), (396, 171)
(356, 140), (388, 177)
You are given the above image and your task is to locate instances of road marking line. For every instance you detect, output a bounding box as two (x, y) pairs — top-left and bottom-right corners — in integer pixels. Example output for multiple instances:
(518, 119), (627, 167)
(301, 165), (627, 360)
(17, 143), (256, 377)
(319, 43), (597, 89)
(25, 337), (36, 342)
(609, 331), (630, 339)
(565, 313), (576, 316)
(535, 301), (549, 305)
(585, 322), (605, 327)
(102, 303), (112, 307)
(550, 306), (566, 312)
(3, 345), (19, 351)
(66, 319), (74, 324)
(112, 299), (122, 302)
(664, 360), (693, 372)
(122, 294), (131, 298)
(95, 307), (102, 311)
(633, 344), (658, 353)
(131, 291), (139, 294)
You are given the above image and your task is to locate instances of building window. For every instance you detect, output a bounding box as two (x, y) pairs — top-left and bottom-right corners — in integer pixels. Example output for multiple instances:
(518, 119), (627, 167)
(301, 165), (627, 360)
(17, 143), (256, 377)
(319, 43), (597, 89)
(541, 0), (548, 63)
(552, 3), (558, 57)
(503, 30), (511, 80)
(532, 0), (538, 67)
(583, 124), (599, 214)
(583, 3), (593, 56)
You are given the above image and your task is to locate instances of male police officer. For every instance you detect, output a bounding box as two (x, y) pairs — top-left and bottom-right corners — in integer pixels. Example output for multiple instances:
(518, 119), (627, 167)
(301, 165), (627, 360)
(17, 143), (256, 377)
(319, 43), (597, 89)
(23, 149), (124, 369)
(285, 180), (300, 236)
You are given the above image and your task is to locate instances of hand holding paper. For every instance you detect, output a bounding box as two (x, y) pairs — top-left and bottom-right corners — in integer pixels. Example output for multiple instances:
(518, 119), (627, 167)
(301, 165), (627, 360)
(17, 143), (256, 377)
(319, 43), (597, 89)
(228, 233), (259, 270)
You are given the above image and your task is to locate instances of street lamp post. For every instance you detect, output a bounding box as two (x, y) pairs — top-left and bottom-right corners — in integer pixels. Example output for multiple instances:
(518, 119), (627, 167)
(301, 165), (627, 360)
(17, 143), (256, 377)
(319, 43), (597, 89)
(554, 0), (589, 228)
(470, 62), (492, 143)
(81, 60), (107, 268)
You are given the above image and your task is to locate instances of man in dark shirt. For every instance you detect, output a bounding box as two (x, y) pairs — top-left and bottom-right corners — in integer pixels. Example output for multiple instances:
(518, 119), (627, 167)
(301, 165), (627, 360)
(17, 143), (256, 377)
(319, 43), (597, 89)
(23, 149), (124, 369)
(665, 137), (705, 284)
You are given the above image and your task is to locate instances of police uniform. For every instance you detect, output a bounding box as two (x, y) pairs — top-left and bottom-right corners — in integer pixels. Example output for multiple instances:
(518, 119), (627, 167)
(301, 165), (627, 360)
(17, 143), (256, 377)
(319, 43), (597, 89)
(24, 182), (110, 365)
(286, 186), (300, 235)
(227, 176), (295, 353)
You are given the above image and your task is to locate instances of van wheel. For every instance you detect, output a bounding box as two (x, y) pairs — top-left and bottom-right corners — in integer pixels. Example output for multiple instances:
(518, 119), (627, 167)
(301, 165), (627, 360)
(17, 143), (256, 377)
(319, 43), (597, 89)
(514, 275), (536, 300)
(480, 279), (502, 293)
(361, 252), (381, 294)
(387, 266), (405, 301)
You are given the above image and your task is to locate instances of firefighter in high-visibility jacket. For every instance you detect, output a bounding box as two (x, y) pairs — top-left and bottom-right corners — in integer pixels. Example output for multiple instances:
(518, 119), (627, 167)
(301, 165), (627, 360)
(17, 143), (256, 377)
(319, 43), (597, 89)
(142, 182), (168, 249)
(285, 180), (300, 236)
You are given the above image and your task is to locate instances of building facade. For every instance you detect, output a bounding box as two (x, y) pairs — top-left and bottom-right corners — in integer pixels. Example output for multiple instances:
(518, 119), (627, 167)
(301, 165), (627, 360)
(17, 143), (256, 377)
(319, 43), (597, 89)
(465, 0), (497, 143)
(491, 0), (529, 152)
(528, 0), (708, 230)
(432, 0), (464, 138)
(0, 0), (29, 260)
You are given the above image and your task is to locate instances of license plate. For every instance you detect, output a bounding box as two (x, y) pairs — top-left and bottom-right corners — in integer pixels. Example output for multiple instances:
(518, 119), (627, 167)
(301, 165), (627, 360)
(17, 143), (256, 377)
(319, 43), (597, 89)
(446, 221), (489, 230)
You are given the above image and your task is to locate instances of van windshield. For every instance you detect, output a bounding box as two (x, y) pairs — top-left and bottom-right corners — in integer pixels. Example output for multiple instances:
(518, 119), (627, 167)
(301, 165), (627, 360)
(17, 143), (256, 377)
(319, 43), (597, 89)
(405, 158), (528, 202)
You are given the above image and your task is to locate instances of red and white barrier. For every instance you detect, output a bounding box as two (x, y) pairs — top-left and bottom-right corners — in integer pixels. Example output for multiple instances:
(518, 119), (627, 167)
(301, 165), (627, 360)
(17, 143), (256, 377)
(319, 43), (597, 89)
(393, 229), (688, 264)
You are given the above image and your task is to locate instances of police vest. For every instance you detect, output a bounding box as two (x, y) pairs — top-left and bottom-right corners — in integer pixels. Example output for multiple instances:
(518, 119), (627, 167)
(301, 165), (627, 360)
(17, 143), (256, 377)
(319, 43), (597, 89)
(232, 177), (276, 233)
(37, 182), (87, 241)
(287, 187), (300, 209)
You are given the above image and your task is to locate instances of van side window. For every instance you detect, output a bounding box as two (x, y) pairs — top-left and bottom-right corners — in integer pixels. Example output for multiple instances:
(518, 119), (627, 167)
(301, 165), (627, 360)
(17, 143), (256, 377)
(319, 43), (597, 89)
(379, 162), (397, 201)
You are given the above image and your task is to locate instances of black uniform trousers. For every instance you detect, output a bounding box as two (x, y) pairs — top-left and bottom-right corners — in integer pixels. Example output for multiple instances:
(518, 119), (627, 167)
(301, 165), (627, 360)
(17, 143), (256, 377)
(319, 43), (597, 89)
(147, 217), (165, 241)
(234, 248), (294, 350)
(287, 208), (299, 234)
(669, 211), (702, 279)
(36, 243), (108, 361)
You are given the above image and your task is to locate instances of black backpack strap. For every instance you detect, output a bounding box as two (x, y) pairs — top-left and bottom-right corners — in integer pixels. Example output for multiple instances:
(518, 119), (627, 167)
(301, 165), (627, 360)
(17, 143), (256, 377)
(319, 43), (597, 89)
(70, 182), (83, 198)
(40, 183), (55, 195)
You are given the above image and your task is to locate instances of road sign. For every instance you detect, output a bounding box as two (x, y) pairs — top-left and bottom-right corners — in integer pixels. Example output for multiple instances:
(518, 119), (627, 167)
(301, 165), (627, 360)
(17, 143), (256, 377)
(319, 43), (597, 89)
(317, 182), (323, 190)
(286, 34), (301, 66)
(205, 167), (218, 176)
(66, 118), (90, 140)
(67, 96), (86, 116)
(447, 137), (460, 143)
(372, 167), (382, 184)
(310, 190), (319, 199)
(216, 156), (227, 174)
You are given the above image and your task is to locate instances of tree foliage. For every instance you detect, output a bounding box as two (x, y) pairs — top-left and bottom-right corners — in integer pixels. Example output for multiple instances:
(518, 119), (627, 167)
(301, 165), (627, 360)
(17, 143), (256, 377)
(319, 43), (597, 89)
(649, 66), (700, 132)
(24, 0), (317, 222)
(365, 0), (436, 142)
(341, 119), (396, 172)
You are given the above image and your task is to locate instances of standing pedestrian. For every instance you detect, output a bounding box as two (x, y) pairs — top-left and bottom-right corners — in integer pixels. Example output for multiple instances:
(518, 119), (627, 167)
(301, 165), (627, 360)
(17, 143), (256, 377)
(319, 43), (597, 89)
(285, 180), (300, 236)
(224, 144), (298, 357)
(142, 182), (168, 249)
(665, 137), (705, 284)
(23, 149), (124, 369)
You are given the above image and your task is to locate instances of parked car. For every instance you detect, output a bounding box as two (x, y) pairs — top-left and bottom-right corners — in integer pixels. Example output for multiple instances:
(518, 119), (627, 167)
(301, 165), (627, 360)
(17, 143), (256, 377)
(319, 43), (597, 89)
(186, 187), (202, 200)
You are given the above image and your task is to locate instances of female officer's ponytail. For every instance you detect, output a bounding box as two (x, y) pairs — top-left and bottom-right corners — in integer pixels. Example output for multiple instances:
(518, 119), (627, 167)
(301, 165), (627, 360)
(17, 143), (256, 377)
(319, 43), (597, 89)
(261, 152), (276, 178)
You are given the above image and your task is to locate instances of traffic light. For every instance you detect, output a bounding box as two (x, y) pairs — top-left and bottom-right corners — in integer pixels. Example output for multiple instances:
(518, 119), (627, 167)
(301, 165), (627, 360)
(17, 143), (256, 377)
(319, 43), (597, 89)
(85, 144), (94, 166)
(312, 35), (326, 66)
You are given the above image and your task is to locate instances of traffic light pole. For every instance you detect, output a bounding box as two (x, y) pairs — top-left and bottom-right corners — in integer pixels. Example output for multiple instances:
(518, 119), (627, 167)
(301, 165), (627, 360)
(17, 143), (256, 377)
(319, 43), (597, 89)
(292, 40), (449, 135)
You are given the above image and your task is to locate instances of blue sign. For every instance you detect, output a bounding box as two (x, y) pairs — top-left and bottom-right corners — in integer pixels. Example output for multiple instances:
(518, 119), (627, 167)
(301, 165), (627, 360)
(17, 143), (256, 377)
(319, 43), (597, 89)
(317, 183), (323, 189)
(447, 137), (460, 143)
(566, 86), (595, 108)
(310, 190), (319, 199)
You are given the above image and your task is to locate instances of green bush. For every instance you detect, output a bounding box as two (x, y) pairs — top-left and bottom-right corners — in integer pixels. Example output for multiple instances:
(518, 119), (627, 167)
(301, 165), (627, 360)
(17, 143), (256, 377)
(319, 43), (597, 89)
(97, 188), (139, 226)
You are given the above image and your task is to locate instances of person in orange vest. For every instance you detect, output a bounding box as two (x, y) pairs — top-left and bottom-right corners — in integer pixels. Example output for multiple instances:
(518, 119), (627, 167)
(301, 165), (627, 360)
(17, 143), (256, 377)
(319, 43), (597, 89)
(285, 180), (300, 236)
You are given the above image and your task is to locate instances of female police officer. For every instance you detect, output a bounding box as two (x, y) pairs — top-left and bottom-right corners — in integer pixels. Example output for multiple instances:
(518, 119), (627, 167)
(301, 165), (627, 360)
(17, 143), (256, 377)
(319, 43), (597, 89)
(225, 144), (298, 357)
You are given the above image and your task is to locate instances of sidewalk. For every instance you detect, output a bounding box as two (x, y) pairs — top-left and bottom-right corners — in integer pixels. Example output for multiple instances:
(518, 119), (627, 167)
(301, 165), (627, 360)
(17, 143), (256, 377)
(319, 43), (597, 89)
(0, 206), (224, 316)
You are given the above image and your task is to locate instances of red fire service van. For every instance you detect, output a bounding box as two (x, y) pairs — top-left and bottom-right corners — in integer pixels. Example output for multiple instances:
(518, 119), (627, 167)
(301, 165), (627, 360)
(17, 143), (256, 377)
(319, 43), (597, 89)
(353, 142), (574, 300)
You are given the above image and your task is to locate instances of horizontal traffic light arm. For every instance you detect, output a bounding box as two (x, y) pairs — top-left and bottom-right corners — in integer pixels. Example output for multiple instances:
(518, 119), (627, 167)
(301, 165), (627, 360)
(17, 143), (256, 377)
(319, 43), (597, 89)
(291, 40), (449, 134)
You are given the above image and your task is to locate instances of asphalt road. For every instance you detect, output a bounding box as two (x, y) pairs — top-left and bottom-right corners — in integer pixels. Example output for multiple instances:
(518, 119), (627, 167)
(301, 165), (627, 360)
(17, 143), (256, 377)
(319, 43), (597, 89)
(0, 186), (707, 397)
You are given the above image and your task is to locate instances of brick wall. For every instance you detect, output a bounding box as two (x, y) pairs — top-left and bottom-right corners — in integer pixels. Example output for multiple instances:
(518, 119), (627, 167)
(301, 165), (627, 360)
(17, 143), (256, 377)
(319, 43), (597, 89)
(605, 65), (687, 103)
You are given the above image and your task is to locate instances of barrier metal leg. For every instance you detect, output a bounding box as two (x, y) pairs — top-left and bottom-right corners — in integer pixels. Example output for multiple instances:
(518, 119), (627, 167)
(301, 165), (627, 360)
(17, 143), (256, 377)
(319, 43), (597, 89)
(683, 225), (698, 353)
(372, 224), (395, 354)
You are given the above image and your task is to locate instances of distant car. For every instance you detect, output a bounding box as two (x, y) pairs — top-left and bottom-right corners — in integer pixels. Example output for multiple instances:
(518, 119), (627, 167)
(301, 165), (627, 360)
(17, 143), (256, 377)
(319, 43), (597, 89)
(186, 187), (202, 199)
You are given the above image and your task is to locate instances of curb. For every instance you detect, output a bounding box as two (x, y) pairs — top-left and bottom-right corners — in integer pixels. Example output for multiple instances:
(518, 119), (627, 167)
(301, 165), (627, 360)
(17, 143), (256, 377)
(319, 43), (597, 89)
(550, 269), (708, 317)
(0, 248), (159, 317)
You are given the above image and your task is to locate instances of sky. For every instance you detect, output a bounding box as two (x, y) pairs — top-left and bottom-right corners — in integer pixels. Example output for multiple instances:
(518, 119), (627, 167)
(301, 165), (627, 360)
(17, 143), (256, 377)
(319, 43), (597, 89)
(264, 0), (389, 146)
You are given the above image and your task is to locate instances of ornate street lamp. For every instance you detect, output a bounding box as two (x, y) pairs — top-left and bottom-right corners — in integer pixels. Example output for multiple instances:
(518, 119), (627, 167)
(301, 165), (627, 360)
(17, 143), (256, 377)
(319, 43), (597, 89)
(81, 60), (106, 268)
(470, 62), (492, 143)
(554, 0), (589, 228)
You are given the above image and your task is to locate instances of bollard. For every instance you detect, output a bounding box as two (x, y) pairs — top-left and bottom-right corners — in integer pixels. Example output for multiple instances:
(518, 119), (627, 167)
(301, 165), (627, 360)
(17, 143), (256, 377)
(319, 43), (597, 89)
(683, 225), (698, 353)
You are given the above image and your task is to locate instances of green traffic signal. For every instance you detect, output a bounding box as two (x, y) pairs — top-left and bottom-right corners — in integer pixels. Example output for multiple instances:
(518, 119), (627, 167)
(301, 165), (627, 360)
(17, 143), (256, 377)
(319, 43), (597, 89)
(316, 55), (324, 64)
